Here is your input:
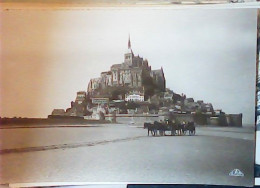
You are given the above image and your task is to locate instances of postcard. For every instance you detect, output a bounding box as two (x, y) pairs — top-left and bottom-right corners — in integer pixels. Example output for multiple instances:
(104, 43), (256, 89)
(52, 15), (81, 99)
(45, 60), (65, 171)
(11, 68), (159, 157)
(0, 5), (257, 187)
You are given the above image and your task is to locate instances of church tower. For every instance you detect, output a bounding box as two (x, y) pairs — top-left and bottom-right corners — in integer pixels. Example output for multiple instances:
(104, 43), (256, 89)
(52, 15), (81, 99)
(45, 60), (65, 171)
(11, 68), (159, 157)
(124, 35), (134, 66)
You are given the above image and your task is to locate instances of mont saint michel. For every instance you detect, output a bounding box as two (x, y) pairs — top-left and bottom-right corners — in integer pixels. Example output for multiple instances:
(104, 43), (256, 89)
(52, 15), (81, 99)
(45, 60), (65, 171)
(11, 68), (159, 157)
(49, 37), (242, 127)
(0, 8), (256, 186)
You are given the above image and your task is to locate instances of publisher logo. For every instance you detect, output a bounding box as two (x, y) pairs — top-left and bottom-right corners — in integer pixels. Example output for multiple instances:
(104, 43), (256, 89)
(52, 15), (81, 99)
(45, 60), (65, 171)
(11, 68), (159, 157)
(229, 169), (244, 177)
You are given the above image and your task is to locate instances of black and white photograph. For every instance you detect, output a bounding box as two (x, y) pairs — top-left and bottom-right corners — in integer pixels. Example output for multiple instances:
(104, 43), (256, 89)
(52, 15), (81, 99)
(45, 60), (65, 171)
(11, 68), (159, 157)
(0, 5), (257, 187)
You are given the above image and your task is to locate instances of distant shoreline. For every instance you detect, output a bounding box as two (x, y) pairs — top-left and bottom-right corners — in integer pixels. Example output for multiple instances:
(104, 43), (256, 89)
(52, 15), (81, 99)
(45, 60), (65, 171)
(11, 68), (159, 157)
(0, 117), (110, 126)
(0, 116), (251, 127)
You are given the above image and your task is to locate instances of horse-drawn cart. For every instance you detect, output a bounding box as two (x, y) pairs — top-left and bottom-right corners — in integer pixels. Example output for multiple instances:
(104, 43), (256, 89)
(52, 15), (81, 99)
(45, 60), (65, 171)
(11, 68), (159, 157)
(144, 121), (195, 136)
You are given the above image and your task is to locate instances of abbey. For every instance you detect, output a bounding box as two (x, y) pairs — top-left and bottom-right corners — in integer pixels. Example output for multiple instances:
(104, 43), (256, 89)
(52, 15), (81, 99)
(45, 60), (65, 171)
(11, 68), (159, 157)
(49, 37), (242, 127)
(87, 37), (166, 97)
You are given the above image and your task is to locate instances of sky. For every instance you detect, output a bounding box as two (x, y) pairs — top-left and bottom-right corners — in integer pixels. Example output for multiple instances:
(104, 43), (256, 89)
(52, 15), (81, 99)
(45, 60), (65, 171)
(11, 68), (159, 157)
(0, 7), (257, 124)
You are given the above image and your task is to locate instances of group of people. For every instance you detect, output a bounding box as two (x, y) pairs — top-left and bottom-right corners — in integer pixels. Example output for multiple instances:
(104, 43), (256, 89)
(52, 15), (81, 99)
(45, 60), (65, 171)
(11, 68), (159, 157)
(144, 119), (196, 136)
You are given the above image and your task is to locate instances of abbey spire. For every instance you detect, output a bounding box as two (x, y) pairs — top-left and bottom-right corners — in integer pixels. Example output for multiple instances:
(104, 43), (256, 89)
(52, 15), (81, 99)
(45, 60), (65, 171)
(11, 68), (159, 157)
(128, 35), (131, 49)
(126, 34), (133, 55)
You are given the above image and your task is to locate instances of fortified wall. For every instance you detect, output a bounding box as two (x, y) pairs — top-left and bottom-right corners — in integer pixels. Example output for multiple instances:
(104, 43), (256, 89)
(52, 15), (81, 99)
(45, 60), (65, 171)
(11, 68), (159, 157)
(104, 113), (243, 127)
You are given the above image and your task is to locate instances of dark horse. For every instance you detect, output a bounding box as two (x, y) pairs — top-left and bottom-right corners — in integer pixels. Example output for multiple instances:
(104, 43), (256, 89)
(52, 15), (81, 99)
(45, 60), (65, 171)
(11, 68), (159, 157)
(154, 121), (167, 136)
(176, 123), (183, 135)
(165, 120), (177, 136)
(186, 121), (196, 135)
(144, 121), (166, 136)
(144, 122), (156, 136)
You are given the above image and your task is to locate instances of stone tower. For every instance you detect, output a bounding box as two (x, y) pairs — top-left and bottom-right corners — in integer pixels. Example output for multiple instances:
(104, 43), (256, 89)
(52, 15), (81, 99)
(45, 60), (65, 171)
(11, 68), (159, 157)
(124, 35), (134, 66)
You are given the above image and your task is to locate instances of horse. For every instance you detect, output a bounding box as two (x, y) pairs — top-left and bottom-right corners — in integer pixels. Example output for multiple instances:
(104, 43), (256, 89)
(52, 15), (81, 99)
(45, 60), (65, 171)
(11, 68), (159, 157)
(175, 123), (182, 135)
(144, 122), (156, 136)
(154, 121), (167, 136)
(153, 121), (160, 136)
(159, 123), (167, 136)
(186, 122), (196, 135)
(165, 121), (177, 136)
(170, 123), (178, 136)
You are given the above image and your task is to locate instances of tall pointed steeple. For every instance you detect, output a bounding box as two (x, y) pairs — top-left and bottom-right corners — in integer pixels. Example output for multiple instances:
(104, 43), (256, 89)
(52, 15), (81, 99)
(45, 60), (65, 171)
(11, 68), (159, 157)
(128, 34), (131, 49)
(125, 34), (133, 65)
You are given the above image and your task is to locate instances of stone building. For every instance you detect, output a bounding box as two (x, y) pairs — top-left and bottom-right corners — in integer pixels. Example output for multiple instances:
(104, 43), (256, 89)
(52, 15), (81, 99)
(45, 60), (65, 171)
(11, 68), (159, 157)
(51, 109), (65, 116)
(65, 91), (88, 117)
(87, 36), (166, 98)
(150, 68), (166, 92)
(50, 91), (88, 117)
(125, 91), (145, 102)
